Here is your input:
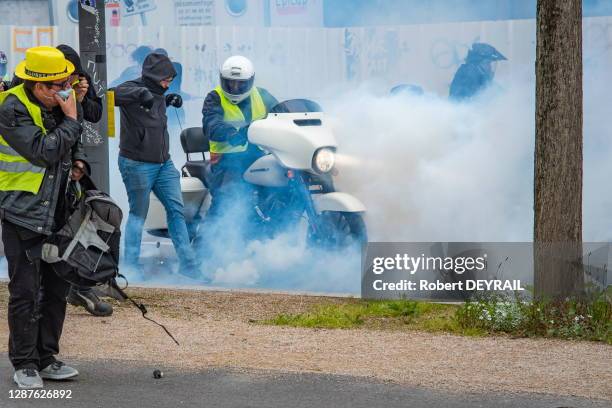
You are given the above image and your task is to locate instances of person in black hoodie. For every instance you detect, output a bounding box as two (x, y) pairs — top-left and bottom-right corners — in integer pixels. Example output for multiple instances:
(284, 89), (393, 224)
(56, 44), (102, 124)
(153, 48), (186, 133)
(113, 53), (200, 278)
(53, 45), (114, 317)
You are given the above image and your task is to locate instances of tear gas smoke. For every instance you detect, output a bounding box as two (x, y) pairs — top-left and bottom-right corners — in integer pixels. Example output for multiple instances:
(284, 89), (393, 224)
(329, 80), (535, 242)
(2, 74), (608, 290)
(2, 17), (610, 289)
(190, 65), (607, 291)
(186, 186), (363, 293)
(128, 79), (539, 292)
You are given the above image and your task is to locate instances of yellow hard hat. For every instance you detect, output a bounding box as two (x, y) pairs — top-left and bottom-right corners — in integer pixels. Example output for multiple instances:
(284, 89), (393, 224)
(14, 46), (75, 82)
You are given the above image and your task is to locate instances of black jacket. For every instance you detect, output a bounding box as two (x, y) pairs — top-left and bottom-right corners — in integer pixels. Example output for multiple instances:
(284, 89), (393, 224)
(0, 87), (85, 235)
(202, 87), (278, 145)
(113, 53), (177, 163)
(78, 71), (103, 124)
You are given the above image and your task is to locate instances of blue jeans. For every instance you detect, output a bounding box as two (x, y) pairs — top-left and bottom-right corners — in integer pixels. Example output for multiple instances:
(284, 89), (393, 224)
(118, 156), (198, 271)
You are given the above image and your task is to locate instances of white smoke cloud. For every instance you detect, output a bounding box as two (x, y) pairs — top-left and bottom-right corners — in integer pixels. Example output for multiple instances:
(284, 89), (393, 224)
(134, 76), (538, 292)
(2, 72), (608, 289)
(211, 228), (361, 293)
(3, 17), (611, 288)
(328, 79), (535, 242)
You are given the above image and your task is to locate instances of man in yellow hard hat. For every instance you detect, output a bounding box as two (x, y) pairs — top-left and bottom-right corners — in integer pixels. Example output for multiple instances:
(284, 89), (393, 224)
(0, 46), (86, 388)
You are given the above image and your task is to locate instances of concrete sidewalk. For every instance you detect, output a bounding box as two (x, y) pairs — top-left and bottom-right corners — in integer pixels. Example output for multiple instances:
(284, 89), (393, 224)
(0, 356), (608, 408)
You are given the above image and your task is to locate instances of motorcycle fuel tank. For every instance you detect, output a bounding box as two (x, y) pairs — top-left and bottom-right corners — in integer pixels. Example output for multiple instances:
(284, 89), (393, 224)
(244, 154), (288, 187)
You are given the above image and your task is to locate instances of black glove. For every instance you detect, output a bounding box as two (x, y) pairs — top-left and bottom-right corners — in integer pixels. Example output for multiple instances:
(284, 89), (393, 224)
(140, 91), (154, 111)
(228, 126), (249, 147)
(165, 93), (183, 108)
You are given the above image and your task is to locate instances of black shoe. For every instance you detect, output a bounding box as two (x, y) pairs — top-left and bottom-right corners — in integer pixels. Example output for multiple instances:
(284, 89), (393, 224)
(92, 283), (126, 301)
(67, 289), (113, 317)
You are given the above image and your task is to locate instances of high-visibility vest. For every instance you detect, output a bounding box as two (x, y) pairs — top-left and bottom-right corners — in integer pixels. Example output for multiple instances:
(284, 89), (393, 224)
(209, 86), (267, 154)
(0, 84), (47, 194)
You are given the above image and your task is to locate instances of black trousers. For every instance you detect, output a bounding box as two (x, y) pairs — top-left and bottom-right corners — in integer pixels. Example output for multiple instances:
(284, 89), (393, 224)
(3, 220), (69, 371)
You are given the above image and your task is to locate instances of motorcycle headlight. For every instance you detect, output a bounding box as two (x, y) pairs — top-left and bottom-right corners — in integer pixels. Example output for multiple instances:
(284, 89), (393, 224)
(313, 148), (336, 173)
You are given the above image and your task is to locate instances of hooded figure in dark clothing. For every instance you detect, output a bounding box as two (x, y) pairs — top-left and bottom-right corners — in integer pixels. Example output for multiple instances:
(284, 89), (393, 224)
(153, 48), (186, 133)
(53, 45), (114, 318)
(55, 45), (102, 125)
(112, 53), (200, 280)
(449, 43), (507, 101)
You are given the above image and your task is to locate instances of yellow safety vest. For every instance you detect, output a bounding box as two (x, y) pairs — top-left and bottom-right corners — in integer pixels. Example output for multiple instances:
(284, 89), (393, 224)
(0, 84), (47, 194)
(209, 86), (267, 154)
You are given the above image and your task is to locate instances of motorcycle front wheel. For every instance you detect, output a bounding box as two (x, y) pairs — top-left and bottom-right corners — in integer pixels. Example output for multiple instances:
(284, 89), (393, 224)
(307, 211), (367, 251)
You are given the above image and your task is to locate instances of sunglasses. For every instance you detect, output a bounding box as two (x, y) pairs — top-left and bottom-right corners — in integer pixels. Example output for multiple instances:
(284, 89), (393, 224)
(44, 80), (69, 89)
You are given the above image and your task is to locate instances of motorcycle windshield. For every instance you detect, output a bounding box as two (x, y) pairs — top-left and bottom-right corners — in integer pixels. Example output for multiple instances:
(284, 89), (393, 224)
(270, 99), (323, 114)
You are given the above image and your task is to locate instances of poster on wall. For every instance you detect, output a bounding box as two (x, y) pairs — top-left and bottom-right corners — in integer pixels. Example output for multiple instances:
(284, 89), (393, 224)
(106, 2), (121, 26)
(121, 0), (157, 17)
(55, 0), (263, 27)
(12, 29), (33, 53)
(269, 0), (323, 27)
(174, 0), (215, 26)
(9, 27), (53, 53)
(36, 27), (54, 46)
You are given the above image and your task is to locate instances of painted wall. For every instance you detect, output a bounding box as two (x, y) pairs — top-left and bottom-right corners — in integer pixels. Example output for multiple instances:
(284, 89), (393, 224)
(2, 16), (609, 185)
(0, 16), (608, 125)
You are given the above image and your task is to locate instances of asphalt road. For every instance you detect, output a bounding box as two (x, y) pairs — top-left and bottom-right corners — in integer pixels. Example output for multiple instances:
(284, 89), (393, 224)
(0, 356), (609, 408)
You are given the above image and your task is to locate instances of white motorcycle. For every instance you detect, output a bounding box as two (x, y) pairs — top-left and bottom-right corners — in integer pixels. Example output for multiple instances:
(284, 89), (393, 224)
(145, 99), (367, 249)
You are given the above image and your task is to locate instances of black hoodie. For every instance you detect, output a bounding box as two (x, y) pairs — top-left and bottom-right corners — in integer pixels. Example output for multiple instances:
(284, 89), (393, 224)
(113, 53), (177, 163)
(56, 44), (103, 124)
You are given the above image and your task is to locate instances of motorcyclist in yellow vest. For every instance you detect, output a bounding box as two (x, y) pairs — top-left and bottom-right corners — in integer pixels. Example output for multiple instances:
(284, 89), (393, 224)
(0, 46), (86, 388)
(200, 55), (278, 223)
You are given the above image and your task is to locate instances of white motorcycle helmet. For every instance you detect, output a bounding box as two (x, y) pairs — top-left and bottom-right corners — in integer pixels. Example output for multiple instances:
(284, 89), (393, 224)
(220, 55), (255, 104)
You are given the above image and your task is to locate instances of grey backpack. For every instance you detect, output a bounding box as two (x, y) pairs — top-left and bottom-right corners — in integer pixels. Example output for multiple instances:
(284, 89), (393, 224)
(41, 189), (122, 287)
